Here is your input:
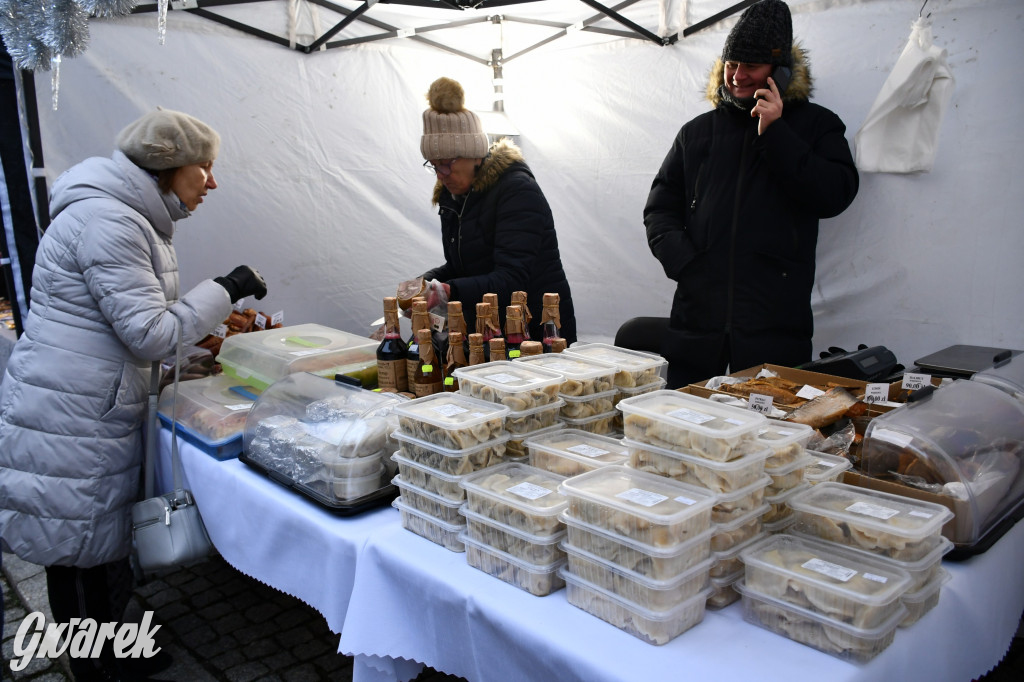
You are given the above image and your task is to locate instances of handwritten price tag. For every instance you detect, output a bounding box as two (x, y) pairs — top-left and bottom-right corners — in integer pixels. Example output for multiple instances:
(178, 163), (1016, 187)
(254, 313), (267, 330)
(902, 373), (931, 391)
(270, 310), (285, 327)
(748, 393), (774, 414)
(864, 383), (889, 404)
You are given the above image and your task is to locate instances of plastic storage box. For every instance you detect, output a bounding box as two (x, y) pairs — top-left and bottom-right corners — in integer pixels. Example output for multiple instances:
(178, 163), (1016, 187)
(453, 361), (563, 410)
(710, 530), (767, 579)
(899, 567), (951, 626)
(626, 438), (770, 494)
(527, 429), (629, 477)
(391, 428), (509, 477)
(562, 343), (668, 388)
(859, 379), (1024, 554)
(756, 421), (814, 468)
(764, 452), (814, 496)
(617, 390), (766, 462)
(558, 465), (716, 547)
(392, 475), (464, 524)
(712, 475), (771, 524)
(559, 389), (617, 421)
(392, 497), (465, 552)
(706, 569), (744, 609)
(460, 532), (566, 596)
(241, 372), (404, 513)
(217, 323), (378, 390)
(514, 353), (617, 396)
(158, 374), (261, 459)
(762, 482), (811, 526)
(558, 410), (619, 435)
(392, 392), (509, 452)
(505, 399), (565, 435)
(711, 503), (769, 552)
(460, 462), (568, 536)
(803, 451), (853, 485)
(786, 482), (954, 561)
(611, 378), (667, 429)
(460, 506), (567, 565)
(506, 422), (564, 460)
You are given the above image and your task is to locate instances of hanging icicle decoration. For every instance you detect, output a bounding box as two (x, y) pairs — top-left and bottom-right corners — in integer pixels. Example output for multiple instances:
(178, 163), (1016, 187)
(0, 0), (55, 71)
(51, 53), (61, 110)
(158, 0), (168, 45)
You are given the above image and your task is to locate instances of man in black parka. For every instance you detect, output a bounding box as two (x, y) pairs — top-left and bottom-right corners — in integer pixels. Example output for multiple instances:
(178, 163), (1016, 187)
(418, 77), (577, 345)
(632, 0), (858, 387)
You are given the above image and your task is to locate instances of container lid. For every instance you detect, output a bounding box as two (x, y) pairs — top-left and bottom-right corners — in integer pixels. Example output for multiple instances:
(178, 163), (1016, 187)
(712, 530), (768, 563)
(562, 343), (668, 384)
(392, 474), (464, 509)
(459, 462), (568, 515)
(217, 323), (377, 387)
(391, 428), (511, 458)
(557, 464), (717, 525)
(560, 388), (618, 404)
(713, 503), (770, 534)
(506, 398), (565, 419)
(785, 528), (954, 572)
(452, 361), (564, 393)
(158, 374), (259, 442)
(716, 476), (772, 506)
(558, 409), (620, 427)
(617, 390), (767, 441)
(392, 497), (466, 533)
(763, 451), (814, 476)
(526, 429), (629, 467)
(460, 531), (566, 572)
(514, 353), (617, 383)
(391, 392), (510, 431)
(624, 437), (771, 475)
(787, 482), (954, 542)
(739, 534), (913, 606)
(561, 540), (715, 590)
(390, 452), (474, 484)
(970, 354), (1024, 401)
(558, 510), (715, 558)
(764, 481), (811, 506)
(614, 378), (668, 397)
(755, 421), (814, 448)
(460, 504), (567, 546)
(558, 567), (713, 620)
(901, 567), (951, 602)
(803, 451), (853, 483)
(508, 421), (565, 443)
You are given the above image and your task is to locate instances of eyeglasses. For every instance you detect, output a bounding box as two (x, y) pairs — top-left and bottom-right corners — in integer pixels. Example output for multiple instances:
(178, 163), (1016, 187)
(423, 159), (455, 176)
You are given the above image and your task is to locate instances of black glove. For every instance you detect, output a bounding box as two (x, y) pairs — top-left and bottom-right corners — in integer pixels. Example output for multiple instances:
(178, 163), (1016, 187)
(215, 265), (267, 303)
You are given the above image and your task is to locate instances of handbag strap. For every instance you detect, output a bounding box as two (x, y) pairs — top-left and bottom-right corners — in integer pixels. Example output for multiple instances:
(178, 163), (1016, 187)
(143, 319), (186, 500)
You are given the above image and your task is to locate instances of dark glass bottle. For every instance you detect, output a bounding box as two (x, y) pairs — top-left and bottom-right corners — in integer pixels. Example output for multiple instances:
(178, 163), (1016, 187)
(541, 293), (561, 352)
(511, 291), (532, 340)
(443, 331), (468, 392)
(504, 305), (526, 359)
(376, 296), (408, 393)
(412, 329), (443, 397)
(406, 299), (430, 382)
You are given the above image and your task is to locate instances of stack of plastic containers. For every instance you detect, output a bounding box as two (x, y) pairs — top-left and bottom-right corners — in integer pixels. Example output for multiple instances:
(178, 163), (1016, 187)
(616, 390), (770, 609)
(515, 353), (621, 436)
(802, 451), (853, 486)
(561, 343), (668, 432)
(755, 421), (814, 534)
(784, 483), (954, 630)
(452, 361), (565, 458)
(458, 462), (569, 596)
(735, 533), (914, 662)
(390, 393), (510, 551)
(525, 429), (629, 477)
(159, 374), (261, 459)
(557, 465), (717, 645)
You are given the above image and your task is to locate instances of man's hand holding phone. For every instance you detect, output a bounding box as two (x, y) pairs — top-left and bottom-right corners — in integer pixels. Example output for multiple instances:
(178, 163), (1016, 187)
(752, 76), (784, 136)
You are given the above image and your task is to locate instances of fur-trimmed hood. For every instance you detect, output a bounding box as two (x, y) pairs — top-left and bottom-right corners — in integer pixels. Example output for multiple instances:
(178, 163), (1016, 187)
(705, 43), (812, 107)
(432, 138), (525, 205)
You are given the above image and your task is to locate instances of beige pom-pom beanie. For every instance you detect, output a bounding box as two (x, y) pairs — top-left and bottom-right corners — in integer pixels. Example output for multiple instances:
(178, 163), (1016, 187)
(420, 77), (489, 161)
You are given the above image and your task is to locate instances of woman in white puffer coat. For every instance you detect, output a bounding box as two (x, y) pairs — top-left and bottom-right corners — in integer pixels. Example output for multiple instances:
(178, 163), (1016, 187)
(0, 108), (267, 681)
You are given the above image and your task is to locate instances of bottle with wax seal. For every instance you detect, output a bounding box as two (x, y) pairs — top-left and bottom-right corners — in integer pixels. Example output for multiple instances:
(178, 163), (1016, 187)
(475, 301), (499, 361)
(446, 300), (468, 359)
(412, 329), (443, 397)
(489, 337), (507, 362)
(504, 305), (526, 358)
(443, 331), (468, 392)
(519, 340), (544, 358)
(406, 299), (431, 382)
(376, 296), (408, 393)
(468, 333), (486, 366)
(541, 293), (562, 352)
(483, 293), (503, 340)
(511, 291), (532, 339)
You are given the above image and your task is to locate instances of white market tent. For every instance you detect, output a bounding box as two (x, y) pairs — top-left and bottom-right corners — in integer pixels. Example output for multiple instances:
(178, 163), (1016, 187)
(4, 0), (1023, 370)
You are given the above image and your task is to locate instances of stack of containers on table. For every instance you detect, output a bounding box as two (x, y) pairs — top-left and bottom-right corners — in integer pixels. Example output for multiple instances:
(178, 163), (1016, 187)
(158, 373), (261, 460)
(560, 343), (669, 432)
(783, 482), (955, 629)
(802, 450), (853, 486)
(525, 429), (630, 477)
(514, 352), (622, 436)
(452, 361), (565, 458)
(458, 462), (570, 595)
(734, 533), (915, 662)
(389, 392), (511, 551)
(617, 390), (771, 609)
(556, 465), (718, 645)
(755, 420), (815, 534)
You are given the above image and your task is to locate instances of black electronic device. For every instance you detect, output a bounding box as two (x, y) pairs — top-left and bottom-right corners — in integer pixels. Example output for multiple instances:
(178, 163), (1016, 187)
(913, 344), (1020, 378)
(798, 345), (898, 382)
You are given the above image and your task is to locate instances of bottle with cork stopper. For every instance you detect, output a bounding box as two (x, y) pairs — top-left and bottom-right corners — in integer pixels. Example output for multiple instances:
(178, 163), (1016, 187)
(519, 341), (544, 357)
(406, 298), (431, 382)
(376, 296), (408, 393)
(489, 337), (507, 362)
(540, 293), (562, 353)
(511, 291), (532, 339)
(412, 329), (443, 397)
(443, 330), (467, 392)
(468, 333), (486, 366)
(504, 304), (526, 358)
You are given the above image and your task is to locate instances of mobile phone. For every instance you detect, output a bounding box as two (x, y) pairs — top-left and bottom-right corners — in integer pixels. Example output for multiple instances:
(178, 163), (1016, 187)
(770, 65), (792, 94)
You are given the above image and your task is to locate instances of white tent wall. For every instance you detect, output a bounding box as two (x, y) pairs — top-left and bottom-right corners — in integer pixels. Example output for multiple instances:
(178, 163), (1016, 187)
(30, 0), (1024, 369)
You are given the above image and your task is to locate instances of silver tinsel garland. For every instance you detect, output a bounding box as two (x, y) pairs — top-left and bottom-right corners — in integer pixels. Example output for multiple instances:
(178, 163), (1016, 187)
(0, 0), (140, 71)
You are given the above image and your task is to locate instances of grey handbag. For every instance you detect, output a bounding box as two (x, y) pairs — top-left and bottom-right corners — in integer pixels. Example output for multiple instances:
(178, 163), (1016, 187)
(132, 321), (214, 574)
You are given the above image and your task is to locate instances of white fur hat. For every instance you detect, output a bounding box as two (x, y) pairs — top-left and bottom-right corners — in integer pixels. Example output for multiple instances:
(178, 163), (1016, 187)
(117, 107), (220, 170)
(420, 78), (489, 161)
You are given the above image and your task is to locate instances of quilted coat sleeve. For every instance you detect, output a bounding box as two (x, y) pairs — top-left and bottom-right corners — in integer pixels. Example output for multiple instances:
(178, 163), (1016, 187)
(644, 126), (701, 282)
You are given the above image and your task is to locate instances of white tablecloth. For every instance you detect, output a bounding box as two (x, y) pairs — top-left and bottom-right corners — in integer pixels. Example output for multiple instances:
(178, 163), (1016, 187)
(161, 433), (1024, 682)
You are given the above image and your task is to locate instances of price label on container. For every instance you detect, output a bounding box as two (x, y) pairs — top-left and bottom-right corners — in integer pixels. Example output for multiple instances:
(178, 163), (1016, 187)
(864, 383), (889, 404)
(902, 373), (931, 391)
(254, 313), (267, 330)
(270, 310), (285, 327)
(795, 384), (825, 400)
(748, 393), (774, 414)
(212, 324), (228, 339)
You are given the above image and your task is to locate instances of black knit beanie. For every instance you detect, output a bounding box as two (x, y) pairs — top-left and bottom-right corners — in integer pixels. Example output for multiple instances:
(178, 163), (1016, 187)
(722, 0), (793, 67)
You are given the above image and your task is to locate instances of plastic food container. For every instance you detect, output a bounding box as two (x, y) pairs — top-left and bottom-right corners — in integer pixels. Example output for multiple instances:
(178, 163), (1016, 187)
(460, 462), (568, 536)
(558, 410), (619, 435)
(560, 511), (713, 580)
(460, 506), (566, 565)
(217, 323), (378, 390)
(559, 389), (617, 420)
(392, 497), (465, 552)
(787, 482), (955, 561)
(710, 531), (767, 578)
(392, 474), (464, 524)
(706, 568), (744, 609)
(762, 514), (797, 535)
(461, 532), (566, 596)
(764, 452), (813, 496)
(391, 429), (509, 478)
(803, 451), (853, 485)
(756, 421), (814, 468)
(392, 393), (509, 451)
(562, 343), (668, 388)
(618, 390), (766, 462)
(561, 541), (713, 611)
(505, 399), (565, 435)
(711, 504), (768, 552)
(971, 355), (1024, 403)
(527, 429), (629, 477)
(626, 438), (769, 495)
(391, 452), (471, 501)
(762, 482), (811, 526)
(734, 580), (906, 662)
(899, 567), (951, 627)
(158, 374), (260, 458)
(558, 465), (716, 547)
(514, 353), (617, 396)
(712, 475), (771, 524)
(506, 422), (564, 459)
(740, 534), (912, 629)
(611, 379), (667, 429)
(454, 361), (563, 410)
(560, 568), (710, 645)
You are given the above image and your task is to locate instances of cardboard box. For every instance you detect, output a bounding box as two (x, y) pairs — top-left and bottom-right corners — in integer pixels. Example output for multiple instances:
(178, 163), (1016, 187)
(841, 471), (967, 545)
(688, 364), (869, 411)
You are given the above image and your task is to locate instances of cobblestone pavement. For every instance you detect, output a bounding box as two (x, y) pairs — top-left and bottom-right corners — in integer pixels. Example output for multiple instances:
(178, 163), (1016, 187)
(2, 551), (462, 682)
